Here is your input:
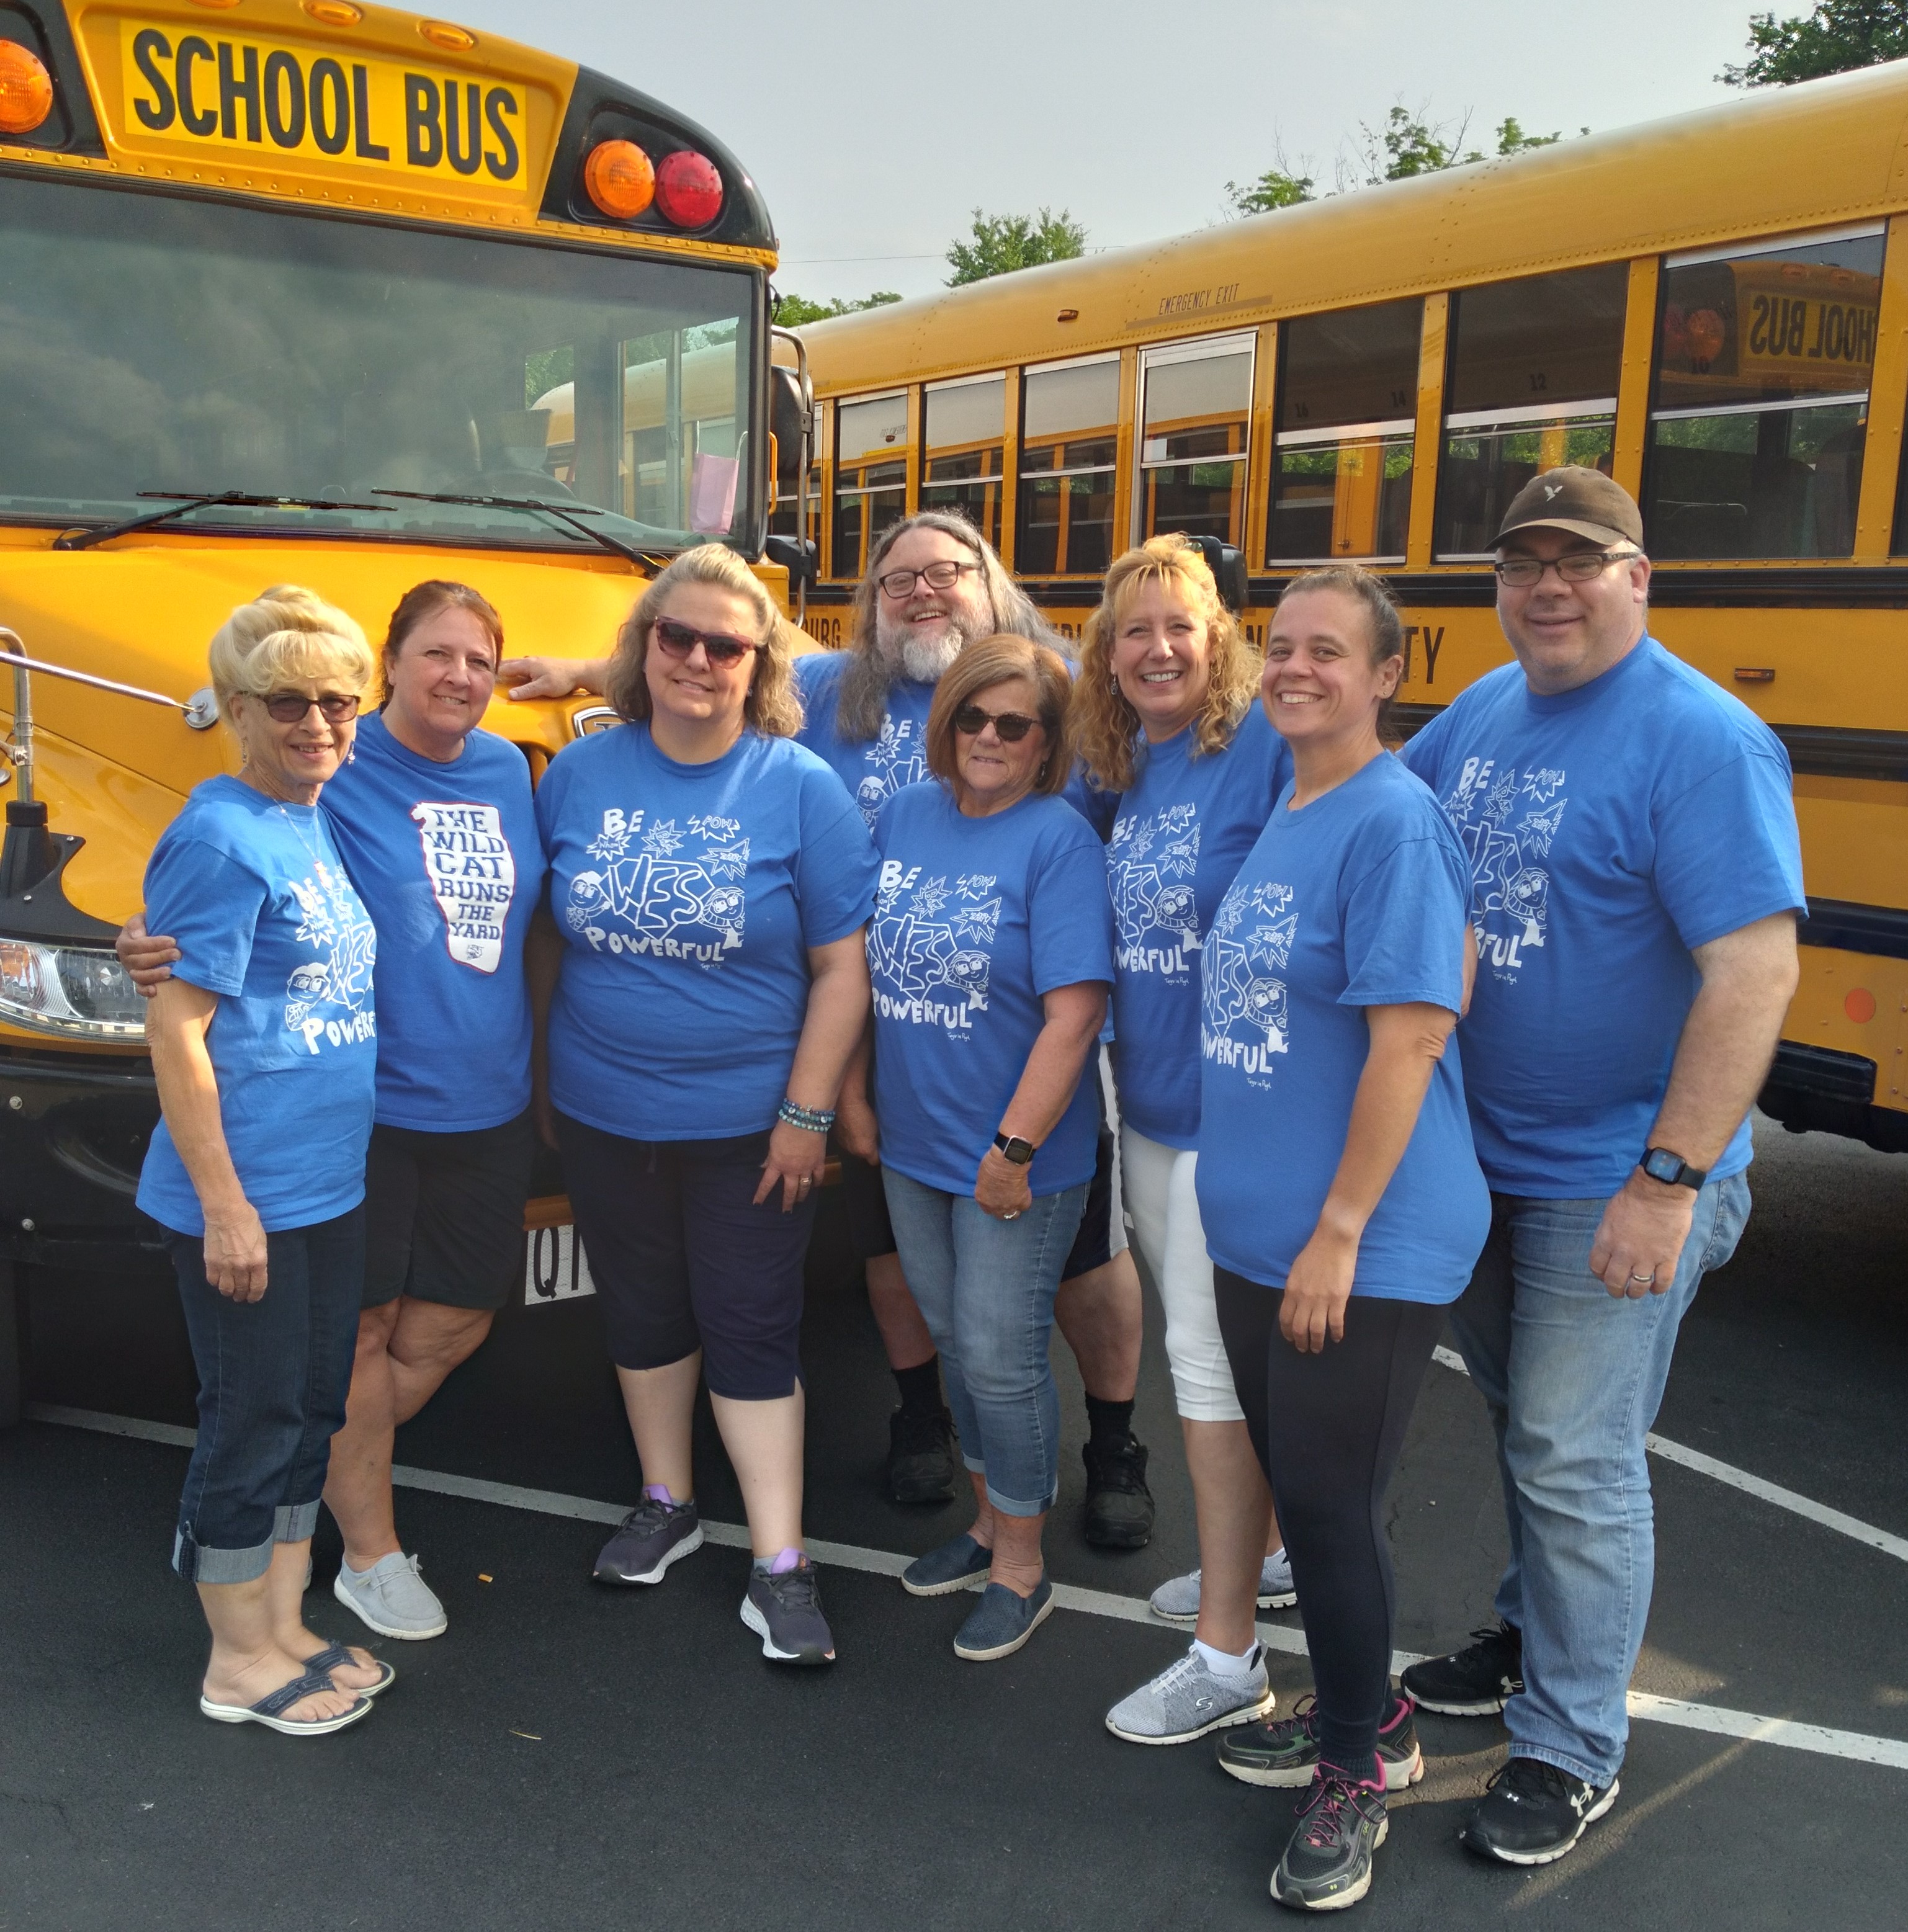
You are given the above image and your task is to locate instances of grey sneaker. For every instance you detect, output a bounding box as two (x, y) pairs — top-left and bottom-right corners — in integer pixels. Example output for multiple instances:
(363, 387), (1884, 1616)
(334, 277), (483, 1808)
(334, 1553), (447, 1640)
(1149, 1549), (1297, 1623)
(593, 1496), (704, 1585)
(1105, 1643), (1274, 1745)
(741, 1560), (836, 1666)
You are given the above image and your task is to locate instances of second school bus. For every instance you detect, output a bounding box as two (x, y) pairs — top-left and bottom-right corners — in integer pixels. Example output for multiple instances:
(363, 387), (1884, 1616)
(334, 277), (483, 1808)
(784, 58), (1908, 1157)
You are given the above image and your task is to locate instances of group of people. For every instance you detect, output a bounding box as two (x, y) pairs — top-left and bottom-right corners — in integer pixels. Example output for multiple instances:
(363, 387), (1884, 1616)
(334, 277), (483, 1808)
(125, 462), (1804, 1915)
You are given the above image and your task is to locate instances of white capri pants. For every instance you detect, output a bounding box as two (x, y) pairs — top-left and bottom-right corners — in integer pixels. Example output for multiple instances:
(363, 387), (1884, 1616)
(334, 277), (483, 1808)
(1119, 1123), (1243, 1423)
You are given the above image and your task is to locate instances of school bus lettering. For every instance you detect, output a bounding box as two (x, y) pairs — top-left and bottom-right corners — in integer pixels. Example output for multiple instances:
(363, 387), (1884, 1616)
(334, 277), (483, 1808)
(1400, 624), (1445, 686)
(121, 24), (523, 182)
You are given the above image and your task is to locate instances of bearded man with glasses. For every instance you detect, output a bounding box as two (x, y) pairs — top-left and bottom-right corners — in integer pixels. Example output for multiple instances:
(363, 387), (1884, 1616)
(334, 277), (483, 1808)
(1397, 468), (1804, 1866)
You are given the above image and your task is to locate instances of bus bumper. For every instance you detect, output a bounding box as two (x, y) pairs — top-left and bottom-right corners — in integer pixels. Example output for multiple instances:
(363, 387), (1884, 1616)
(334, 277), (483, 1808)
(1757, 1040), (1908, 1154)
(0, 1048), (166, 1269)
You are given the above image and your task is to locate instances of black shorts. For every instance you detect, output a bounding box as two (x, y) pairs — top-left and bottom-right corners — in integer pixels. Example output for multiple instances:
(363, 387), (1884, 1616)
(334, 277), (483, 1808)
(362, 1111), (537, 1312)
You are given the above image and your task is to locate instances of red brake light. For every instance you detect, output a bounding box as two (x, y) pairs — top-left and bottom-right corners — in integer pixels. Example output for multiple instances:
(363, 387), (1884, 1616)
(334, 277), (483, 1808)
(0, 40), (53, 135)
(583, 139), (656, 220)
(655, 150), (723, 228)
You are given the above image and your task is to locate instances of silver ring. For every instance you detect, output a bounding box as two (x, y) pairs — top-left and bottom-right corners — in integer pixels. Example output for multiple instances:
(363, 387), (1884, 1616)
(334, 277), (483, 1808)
(1628, 1270), (1655, 1284)
(1003, 1210), (1020, 1220)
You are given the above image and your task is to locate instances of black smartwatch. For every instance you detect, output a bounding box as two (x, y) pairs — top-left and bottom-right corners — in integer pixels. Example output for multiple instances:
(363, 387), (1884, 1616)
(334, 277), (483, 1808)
(993, 1131), (1037, 1166)
(1641, 1147), (1708, 1191)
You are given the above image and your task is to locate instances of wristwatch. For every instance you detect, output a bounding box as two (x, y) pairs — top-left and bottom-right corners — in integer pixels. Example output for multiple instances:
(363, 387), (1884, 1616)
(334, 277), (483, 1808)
(993, 1131), (1037, 1165)
(1641, 1147), (1708, 1191)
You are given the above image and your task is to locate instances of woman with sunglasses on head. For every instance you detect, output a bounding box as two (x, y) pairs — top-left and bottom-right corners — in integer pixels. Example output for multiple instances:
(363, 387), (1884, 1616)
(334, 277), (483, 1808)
(135, 588), (384, 1736)
(848, 633), (1113, 1661)
(532, 545), (877, 1669)
(123, 581), (547, 1652)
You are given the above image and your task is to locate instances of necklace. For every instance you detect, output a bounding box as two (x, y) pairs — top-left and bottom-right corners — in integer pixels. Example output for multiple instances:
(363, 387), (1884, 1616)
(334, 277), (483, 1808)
(274, 798), (329, 877)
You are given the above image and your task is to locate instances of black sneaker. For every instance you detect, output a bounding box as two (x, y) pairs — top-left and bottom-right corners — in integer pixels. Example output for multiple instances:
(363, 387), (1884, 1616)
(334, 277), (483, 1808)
(1461, 1757), (1619, 1865)
(1219, 1692), (1423, 1791)
(741, 1560), (836, 1666)
(592, 1496), (703, 1585)
(887, 1405), (957, 1504)
(1400, 1621), (1522, 1715)
(1082, 1433), (1154, 1549)
(1270, 1769), (1389, 1912)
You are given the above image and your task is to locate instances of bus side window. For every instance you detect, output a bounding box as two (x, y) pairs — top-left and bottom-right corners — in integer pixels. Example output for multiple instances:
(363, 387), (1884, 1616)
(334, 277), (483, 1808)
(1434, 265), (1628, 558)
(921, 375), (1006, 552)
(1018, 356), (1119, 576)
(833, 392), (908, 580)
(1136, 333), (1254, 549)
(1269, 299), (1420, 564)
(1646, 229), (1882, 562)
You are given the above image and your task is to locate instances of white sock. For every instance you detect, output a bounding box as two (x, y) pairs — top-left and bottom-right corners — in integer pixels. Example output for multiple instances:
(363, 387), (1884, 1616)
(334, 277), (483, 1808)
(1194, 1637), (1261, 1680)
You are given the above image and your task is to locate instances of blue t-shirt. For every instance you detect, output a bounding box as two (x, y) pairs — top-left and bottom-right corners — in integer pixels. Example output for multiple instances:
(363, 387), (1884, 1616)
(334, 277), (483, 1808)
(538, 722), (878, 1140)
(1399, 638), (1806, 1197)
(869, 784), (1114, 1197)
(321, 712), (544, 1132)
(1196, 754), (1489, 1303)
(1108, 704), (1291, 1148)
(136, 776), (378, 1236)
(795, 650), (938, 830)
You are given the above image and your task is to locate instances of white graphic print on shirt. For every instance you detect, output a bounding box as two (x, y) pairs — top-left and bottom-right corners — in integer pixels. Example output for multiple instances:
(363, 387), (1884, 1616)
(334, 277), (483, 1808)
(853, 715), (929, 826)
(565, 809), (749, 966)
(412, 800), (517, 975)
(1201, 880), (1296, 1085)
(1109, 803), (1201, 981)
(867, 860), (1002, 1034)
(1437, 756), (1567, 982)
(284, 858), (377, 1054)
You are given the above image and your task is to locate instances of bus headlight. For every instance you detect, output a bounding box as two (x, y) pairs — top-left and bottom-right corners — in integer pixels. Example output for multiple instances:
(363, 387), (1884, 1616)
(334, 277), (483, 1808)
(0, 939), (146, 1040)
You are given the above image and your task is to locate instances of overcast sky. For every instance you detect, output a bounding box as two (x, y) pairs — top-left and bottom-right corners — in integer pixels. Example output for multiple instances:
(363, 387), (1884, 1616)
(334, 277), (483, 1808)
(450, 0), (1774, 303)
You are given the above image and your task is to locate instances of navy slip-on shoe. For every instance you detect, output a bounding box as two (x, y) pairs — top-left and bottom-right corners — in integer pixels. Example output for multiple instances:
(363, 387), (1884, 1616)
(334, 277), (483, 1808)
(952, 1577), (1055, 1661)
(901, 1532), (993, 1598)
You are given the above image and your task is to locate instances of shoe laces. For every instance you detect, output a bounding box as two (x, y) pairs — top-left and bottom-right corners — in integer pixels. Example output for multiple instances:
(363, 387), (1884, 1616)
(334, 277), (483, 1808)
(764, 1562), (821, 1612)
(1296, 1769), (1377, 1848)
(1487, 1758), (1571, 1804)
(618, 1497), (680, 1536)
(1459, 1621), (1518, 1660)
(1257, 1692), (1319, 1747)
(1086, 1433), (1148, 1491)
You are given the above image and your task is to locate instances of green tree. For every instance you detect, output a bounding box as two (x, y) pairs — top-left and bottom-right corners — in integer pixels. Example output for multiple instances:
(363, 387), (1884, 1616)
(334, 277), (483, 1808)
(945, 207), (1088, 285)
(773, 290), (902, 326)
(1722, 1), (1908, 84)
(1224, 167), (1317, 215)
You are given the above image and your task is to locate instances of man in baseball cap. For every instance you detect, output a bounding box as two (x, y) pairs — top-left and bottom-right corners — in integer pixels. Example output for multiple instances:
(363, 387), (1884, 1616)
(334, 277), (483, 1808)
(1397, 468), (1804, 1866)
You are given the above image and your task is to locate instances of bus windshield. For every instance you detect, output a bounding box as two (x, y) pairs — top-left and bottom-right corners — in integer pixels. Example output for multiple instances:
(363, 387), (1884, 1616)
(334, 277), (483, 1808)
(0, 175), (759, 554)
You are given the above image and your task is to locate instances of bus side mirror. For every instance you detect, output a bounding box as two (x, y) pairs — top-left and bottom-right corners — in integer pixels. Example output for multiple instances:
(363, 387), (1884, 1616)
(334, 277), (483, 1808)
(769, 366), (807, 485)
(764, 535), (818, 587)
(1191, 535), (1248, 614)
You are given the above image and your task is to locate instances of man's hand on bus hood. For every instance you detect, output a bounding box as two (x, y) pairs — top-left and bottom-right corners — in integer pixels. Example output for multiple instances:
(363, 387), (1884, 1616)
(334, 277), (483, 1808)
(499, 656), (608, 702)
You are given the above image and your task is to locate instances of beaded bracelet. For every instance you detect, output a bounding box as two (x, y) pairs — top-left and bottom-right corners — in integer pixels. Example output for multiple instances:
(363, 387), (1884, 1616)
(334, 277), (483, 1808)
(777, 1098), (835, 1133)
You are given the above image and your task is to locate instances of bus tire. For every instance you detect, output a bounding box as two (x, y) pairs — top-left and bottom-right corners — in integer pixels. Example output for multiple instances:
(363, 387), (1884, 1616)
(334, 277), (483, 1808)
(0, 1262), (22, 1429)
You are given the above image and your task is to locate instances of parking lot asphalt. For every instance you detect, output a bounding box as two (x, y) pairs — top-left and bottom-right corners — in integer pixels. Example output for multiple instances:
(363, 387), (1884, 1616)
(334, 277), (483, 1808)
(4, 1113), (1905, 1931)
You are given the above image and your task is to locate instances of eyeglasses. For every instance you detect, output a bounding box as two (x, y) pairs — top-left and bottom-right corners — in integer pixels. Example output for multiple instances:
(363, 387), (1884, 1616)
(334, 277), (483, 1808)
(876, 560), (979, 599)
(1494, 548), (1641, 588)
(652, 616), (761, 666)
(259, 691), (361, 723)
(952, 704), (1041, 743)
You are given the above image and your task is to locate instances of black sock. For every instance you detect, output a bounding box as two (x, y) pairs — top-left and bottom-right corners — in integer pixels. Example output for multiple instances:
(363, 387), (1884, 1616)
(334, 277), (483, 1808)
(1085, 1393), (1135, 1446)
(893, 1356), (944, 1418)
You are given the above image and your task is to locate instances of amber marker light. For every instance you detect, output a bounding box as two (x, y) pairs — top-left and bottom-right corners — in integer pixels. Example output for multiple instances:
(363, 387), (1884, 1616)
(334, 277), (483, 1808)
(419, 20), (478, 51)
(0, 40), (53, 135)
(584, 139), (655, 219)
(655, 149), (722, 228)
(303, 0), (364, 25)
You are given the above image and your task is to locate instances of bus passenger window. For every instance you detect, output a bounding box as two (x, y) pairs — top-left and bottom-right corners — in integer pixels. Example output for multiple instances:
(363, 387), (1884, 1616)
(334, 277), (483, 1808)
(1270, 299), (1420, 563)
(1137, 334), (1254, 547)
(920, 375), (1005, 550)
(1648, 229), (1881, 561)
(769, 401), (820, 550)
(833, 393), (908, 579)
(1017, 356), (1119, 575)
(1434, 265), (1628, 557)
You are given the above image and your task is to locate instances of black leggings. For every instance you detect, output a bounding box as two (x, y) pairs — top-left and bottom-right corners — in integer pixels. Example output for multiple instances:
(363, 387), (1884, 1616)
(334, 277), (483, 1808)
(1214, 1269), (1445, 1774)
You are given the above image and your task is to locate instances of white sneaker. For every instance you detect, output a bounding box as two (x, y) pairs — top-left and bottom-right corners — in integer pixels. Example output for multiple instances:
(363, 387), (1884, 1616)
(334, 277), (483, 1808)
(1148, 1549), (1297, 1622)
(1104, 1644), (1274, 1745)
(334, 1552), (448, 1640)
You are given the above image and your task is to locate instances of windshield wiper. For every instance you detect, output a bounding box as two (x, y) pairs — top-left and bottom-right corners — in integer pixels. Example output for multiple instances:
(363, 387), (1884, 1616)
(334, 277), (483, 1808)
(53, 490), (395, 552)
(372, 488), (673, 570)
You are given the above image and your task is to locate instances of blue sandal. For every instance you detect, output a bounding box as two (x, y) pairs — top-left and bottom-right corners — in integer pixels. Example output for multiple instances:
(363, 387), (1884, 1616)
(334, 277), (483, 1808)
(200, 1669), (374, 1735)
(305, 1641), (396, 1697)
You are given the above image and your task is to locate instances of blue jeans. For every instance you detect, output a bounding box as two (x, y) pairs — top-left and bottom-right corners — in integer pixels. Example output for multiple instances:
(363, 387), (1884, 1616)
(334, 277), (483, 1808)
(880, 1168), (1088, 1516)
(1448, 1173), (1752, 1784)
(163, 1208), (365, 1584)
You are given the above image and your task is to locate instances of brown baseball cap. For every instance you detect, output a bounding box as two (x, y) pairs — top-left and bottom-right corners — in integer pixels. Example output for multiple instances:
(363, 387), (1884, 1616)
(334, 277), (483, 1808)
(1494, 466), (1644, 550)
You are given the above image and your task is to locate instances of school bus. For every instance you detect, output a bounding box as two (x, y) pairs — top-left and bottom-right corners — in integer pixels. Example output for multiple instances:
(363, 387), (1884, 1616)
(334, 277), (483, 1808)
(788, 59), (1908, 1161)
(0, 0), (816, 1409)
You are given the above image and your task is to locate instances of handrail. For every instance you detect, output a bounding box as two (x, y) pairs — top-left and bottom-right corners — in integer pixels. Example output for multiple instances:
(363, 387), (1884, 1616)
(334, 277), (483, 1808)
(770, 326), (815, 626)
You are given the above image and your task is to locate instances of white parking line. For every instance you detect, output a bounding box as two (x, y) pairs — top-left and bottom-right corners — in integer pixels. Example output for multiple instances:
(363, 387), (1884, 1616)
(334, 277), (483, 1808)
(1430, 1347), (1908, 1565)
(28, 1400), (1908, 1773)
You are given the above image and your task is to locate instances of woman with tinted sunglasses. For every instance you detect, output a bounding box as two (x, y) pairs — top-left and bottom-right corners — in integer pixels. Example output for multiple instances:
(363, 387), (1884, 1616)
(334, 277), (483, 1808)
(532, 545), (878, 1670)
(846, 633), (1114, 1661)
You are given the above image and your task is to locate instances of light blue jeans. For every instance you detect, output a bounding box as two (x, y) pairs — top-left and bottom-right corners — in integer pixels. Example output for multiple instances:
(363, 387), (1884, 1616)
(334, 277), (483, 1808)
(1448, 1173), (1752, 1785)
(880, 1168), (1089, 1516)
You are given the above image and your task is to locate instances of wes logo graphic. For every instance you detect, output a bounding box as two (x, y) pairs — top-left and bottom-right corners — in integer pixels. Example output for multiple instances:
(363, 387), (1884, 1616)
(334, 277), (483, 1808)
(283, 859), (377, 1057)
(868, 864), (1001, 1035)
(121, 24), (526, 184)
(565, 809), (750, 967)
(413, 802), (516, 975)
(1440, 756), (1565, 982)
(1110, 803), (1201, 982)
(1201, 880), (1296, 1085)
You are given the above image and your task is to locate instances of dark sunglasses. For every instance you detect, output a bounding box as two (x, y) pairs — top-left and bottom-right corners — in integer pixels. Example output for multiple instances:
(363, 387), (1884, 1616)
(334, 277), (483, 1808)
(952, 704), (1041, 743)
(652, 615), (761, 666)
(260, 691), (361, 723)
